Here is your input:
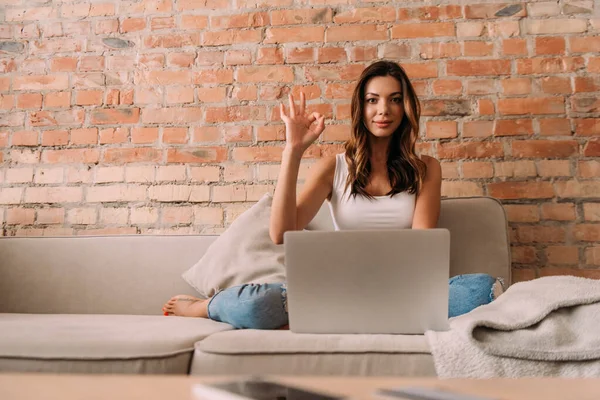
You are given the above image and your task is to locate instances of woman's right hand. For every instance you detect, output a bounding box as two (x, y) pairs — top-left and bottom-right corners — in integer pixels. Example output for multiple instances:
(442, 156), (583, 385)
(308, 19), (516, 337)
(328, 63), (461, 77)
(280, 92), (325, 154)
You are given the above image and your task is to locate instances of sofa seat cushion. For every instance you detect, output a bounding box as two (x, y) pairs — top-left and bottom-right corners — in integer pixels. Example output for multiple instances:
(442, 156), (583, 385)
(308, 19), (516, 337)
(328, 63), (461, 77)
(190, 330), (435, 376)
(198, 329), (430, 354)
(0, 313), (232, 374)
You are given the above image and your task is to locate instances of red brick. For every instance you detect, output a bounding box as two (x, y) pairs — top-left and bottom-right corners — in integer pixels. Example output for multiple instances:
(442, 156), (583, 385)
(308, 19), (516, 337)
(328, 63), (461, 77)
(332, 7), (395, 23)
(516, 57), (585, 74)
(438, 142), (504, 159)
(398, 5), (462, 21)
(488, 182), (554, 199)
(193, 69), (233, 84)
(197, 87), (227, 103)
(12, 131), (38, 146)
(202, 29), (262, 46)
(223, 126), (252, 143)
(14, 75), (69, 90)
(131, 127), (159, 144)
(432, 80), (462, 95)
(99, 127), (128, 144)
(192, 127), (221, 143)
(17, 93), (42, 109)
(30, 110), (85, 127)
(535, 37), (565, 55)
(537, 160), (570, 177)
(539, 118), (572, 136)
(570, 36), (600, 53)
(574, 119), (600, 136)
(502, 38), (527, 56)
(141, 107), (204, 124)
(180, 15), (208, 30)
(75, 90), (103, 106)
(285, 48), (315, 64)
(305, 65), (365, 82)
(225, 50), (252, 65)
(498, 98), (564, 115)
(555, 181), (600, 198)
(177, 0), (227, 11)
(572, 97), (600, 113)
(211, 12), (269, 28)
(391, 22), (455, 38)
(575, 77), (600, 93)
(447, 60), (511, 76)
(347, 46), (377, 62)
(573, 224), (600, 242)
(166, 52), (195, 68)
(463, 41), (494, 56)
(165, 86), (194, 104)
(232, 146), (284, 162)
(167, 147), (227, 163)
(79, 56), (104, 72)
(463, 120), (493, 138)
(6, 7), (56, 21)
(578, 161), (600, 178)
(517, 226), (566, 243)
(419, 43), (460, 59)
(540, 77), (571, 94)
(163, 127), (188, 144)
(545, 246), (579, 265)
(42, 130), (69, 146)
(584, 139), (600, 157)
(317, 47), (346, 63)
(466, 79), (497, 95)
(95, 19), (118, 34)
(42, 149), (100, 163)
(504, 205), (540, 223)
(512, 140), (577, 158)
(265, 26), (324, 44)
(136, 70), (191, 85)
(541, 203), (576, 221)
(425, 121), (457, 139)
(257, 48), (284, 65)
(586, 247), (600, 266)
(90, 108), (140, 125)
(6, 208), (35, 225)
(402, 62), (438, 79)
(205, 106), (266, 123)
(231, 86), (257, 101)
(326, 25), (387, 42)
(465, 3), (526, 18)
(144, 33), (201, 48)
(103, 148), (162, 164)
(151, 16), (175, 30)
(462, 161), (493, 178)
(45, 92), (71, 108)
(501, 78), (532, 95)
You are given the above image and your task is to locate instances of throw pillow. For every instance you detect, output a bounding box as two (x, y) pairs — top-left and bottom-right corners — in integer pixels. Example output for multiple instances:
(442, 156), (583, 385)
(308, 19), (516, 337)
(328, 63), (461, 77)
(182, 193), (285, 298)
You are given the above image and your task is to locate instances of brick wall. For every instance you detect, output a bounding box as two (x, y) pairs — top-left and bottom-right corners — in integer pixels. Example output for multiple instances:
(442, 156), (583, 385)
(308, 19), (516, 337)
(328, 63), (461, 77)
(0, 0), (598, 281)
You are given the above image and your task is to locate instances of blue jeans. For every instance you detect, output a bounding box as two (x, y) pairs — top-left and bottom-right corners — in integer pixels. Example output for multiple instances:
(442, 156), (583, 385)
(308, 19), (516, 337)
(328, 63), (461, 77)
(207, 273), (502, 330)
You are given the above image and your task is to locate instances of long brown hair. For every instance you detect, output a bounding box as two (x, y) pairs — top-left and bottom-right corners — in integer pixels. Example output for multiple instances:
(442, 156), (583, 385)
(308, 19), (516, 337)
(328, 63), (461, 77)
(344, 60), (426, 199)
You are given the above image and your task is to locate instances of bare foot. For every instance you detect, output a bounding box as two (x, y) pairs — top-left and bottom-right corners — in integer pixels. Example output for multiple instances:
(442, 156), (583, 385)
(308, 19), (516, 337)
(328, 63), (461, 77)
(162, 295), (210, 318)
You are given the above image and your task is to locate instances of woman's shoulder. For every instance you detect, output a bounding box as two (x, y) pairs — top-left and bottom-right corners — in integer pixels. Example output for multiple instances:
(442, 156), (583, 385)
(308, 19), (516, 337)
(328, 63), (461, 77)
(419, 155), (442, 181)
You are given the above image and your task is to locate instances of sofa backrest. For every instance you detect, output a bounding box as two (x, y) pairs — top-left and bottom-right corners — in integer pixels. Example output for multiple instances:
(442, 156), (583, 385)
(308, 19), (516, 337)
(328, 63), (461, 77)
(0, 196), (510, 315)
(307, 196), (511, 285)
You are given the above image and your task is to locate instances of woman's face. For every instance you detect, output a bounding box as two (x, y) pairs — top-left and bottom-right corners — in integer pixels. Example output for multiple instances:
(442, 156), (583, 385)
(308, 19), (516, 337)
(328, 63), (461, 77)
(362, 75), (404, 138)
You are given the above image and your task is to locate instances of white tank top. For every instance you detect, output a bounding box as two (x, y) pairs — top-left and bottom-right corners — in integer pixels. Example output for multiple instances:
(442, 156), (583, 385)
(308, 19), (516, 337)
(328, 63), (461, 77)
(328, 153), (416, 231)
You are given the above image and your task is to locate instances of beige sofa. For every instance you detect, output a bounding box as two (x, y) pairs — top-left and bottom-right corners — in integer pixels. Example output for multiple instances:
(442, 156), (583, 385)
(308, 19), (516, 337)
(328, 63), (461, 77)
(0, 196), (511, 375)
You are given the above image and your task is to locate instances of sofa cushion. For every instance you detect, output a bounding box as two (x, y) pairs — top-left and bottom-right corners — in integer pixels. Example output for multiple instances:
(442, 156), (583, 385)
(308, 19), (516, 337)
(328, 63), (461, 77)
(191, 330), (435, 376)
(182, 193), (285, 298)
(0, 313), (232, 374)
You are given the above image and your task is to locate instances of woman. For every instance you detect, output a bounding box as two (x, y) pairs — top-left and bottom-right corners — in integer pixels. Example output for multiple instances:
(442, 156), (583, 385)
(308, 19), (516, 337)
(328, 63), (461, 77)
(163, 61), (502, 328)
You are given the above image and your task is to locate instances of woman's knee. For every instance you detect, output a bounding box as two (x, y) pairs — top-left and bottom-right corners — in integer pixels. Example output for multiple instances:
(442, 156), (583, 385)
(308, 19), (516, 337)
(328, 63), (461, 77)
(208, 283), (288, 329)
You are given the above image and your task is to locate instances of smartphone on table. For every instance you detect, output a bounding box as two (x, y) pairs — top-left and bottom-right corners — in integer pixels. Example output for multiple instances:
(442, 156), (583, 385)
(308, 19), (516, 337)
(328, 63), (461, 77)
(193, 378), (346, 400)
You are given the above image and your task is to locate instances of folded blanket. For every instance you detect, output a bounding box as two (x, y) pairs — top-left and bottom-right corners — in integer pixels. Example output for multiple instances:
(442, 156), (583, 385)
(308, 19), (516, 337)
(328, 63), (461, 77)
(425, 275), (600, 378)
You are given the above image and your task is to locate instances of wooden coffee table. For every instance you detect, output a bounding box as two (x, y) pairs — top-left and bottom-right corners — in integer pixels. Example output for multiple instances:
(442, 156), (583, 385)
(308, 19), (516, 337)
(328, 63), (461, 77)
(1, 374), (599, 400)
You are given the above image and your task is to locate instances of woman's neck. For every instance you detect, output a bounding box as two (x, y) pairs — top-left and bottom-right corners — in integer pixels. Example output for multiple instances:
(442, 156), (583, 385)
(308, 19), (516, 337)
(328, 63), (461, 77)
(369, 136), (391, 168)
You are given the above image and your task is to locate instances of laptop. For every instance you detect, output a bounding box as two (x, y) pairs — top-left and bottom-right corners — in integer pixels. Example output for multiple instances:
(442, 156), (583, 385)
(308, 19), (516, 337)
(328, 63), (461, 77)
(283, 229), (451, 334)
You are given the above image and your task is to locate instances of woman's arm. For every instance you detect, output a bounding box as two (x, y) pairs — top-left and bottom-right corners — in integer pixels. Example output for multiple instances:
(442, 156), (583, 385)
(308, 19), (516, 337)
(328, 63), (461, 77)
(269, 92), (331, 244)
(411, 155), (442, 230)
